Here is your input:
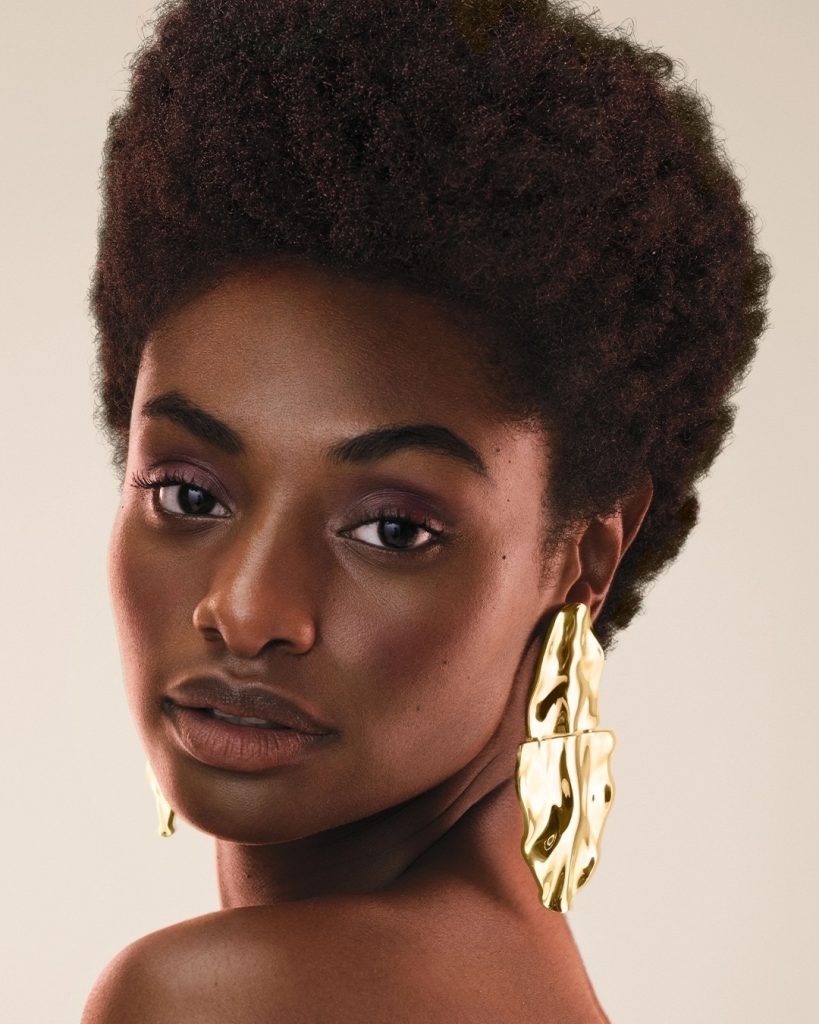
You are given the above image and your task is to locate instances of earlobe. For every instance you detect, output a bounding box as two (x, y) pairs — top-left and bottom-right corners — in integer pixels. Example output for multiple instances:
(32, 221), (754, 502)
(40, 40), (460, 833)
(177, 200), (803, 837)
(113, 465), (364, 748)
(565, 476), (653, 619)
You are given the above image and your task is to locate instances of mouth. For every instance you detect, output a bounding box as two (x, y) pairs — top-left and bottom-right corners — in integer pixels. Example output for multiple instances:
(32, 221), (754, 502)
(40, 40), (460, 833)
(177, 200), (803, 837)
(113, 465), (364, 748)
(198, 708), (292, 729)
(161, 678), (337, 773)
(164, 675), (335, 736)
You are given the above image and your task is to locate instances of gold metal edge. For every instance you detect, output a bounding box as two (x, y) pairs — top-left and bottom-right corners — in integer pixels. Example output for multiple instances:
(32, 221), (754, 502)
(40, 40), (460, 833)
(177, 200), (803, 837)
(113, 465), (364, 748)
(145, 760), (176, 838)
(515, 731), (616, 911)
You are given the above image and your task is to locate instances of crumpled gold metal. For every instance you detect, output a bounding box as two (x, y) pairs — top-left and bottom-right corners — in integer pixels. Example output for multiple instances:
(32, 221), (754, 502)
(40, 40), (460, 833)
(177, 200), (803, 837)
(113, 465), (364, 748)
(515, 602), (615, 911)
(145, 759), (176, 837)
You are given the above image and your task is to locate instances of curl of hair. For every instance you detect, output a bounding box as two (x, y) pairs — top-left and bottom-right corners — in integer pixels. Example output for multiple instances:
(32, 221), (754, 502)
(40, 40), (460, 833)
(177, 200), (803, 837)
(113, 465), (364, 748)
(91, 0), (771, 649)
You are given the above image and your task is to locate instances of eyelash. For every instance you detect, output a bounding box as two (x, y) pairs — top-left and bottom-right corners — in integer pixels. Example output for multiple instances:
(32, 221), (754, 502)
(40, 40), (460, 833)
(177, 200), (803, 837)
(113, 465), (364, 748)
(128, 469), (444, 553)
(130, 468), (228, 516)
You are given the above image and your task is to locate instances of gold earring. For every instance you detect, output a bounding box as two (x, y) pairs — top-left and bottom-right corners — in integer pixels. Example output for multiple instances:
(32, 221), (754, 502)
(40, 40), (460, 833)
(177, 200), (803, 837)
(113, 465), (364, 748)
(145, 760), (176, 837)
(515, 602), (616, 911)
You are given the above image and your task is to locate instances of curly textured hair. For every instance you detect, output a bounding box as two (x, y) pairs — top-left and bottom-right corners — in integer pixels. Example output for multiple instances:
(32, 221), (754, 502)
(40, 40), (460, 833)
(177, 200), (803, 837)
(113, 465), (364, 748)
(91, 0), (770, 649)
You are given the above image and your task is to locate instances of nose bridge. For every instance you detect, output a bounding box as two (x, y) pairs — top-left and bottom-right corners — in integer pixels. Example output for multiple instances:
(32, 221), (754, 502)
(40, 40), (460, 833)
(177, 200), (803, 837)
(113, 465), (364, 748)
(194, 495), (320, 657)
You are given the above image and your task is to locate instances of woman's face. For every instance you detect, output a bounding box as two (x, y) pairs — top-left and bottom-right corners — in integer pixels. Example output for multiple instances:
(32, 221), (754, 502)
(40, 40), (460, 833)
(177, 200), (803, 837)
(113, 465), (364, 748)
(108, 263), (573, 843)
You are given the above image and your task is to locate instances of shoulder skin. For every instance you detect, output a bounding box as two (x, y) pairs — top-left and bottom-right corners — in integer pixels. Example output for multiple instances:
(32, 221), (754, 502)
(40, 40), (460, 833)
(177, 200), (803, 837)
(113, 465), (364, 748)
(81, 899), (419, 1024)
(81, 897), (610, 1024)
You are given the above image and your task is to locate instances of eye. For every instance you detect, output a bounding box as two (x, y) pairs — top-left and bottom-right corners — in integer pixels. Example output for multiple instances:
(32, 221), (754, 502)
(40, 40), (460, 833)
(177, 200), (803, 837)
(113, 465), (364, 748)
(130, 468), (230, 519)
(345, 507), (444, 552)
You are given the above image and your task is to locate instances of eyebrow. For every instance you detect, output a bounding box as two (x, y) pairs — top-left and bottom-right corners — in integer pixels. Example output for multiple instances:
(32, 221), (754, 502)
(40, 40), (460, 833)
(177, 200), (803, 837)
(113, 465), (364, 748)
(140, 390), (490, 478)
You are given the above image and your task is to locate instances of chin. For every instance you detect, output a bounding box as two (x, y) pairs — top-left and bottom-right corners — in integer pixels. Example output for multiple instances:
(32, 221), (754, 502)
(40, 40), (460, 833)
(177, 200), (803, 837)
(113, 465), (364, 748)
(160, 760), (341, 843)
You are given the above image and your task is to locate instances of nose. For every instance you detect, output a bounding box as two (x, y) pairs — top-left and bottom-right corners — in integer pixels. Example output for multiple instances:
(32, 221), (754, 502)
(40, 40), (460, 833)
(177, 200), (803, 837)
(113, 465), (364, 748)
(192, 507), (319, 659)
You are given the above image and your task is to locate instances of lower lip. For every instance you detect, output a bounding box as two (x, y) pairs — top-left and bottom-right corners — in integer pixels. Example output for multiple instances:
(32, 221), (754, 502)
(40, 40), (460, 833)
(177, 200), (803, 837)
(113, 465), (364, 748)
(164, 704), (335, 773)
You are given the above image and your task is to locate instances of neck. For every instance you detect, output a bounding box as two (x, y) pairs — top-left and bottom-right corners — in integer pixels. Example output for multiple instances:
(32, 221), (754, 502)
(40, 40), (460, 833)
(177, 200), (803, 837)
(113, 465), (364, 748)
(216, 734), (530, 909)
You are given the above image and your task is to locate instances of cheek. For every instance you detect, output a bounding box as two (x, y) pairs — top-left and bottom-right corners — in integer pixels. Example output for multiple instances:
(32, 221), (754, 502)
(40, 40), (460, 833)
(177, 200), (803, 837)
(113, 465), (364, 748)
(108, 511), (198, 719)
(328, 550), (536, 802)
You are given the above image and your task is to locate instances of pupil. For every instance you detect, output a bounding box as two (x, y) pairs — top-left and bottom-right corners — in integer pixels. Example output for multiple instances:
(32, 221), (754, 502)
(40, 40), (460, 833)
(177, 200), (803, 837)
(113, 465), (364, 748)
(379, 519), (417, 548)
(180, 485), (213, 515)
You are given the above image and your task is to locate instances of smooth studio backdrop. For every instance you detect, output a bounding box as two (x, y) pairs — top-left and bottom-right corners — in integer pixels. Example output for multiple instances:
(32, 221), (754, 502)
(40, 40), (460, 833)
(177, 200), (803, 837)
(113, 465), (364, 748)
(1, 2), (816, 1021)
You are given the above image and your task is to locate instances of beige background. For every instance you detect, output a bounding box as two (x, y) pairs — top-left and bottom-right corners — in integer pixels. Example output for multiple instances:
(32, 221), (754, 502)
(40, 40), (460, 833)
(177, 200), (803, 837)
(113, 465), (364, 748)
(1, 2), (816, 1021)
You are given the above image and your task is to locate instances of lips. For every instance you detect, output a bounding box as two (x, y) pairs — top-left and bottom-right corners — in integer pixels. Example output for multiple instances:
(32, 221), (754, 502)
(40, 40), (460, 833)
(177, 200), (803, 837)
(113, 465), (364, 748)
(161, 674), (337, 772)
(164, 675), (335, 735)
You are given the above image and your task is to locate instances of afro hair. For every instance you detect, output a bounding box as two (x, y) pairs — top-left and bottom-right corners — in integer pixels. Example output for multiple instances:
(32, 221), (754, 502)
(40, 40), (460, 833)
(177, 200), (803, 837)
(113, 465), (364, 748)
(91, 0), (771, 649)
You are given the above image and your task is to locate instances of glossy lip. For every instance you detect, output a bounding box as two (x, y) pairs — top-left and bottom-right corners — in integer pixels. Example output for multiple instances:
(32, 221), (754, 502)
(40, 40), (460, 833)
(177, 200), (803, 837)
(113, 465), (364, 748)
(162, 675), (337, 773)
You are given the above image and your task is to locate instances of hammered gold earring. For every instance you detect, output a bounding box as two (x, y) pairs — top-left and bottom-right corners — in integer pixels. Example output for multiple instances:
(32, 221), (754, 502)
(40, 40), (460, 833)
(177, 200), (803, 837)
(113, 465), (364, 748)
(515, 602), (616, 911)
(145, 760), (176, 837)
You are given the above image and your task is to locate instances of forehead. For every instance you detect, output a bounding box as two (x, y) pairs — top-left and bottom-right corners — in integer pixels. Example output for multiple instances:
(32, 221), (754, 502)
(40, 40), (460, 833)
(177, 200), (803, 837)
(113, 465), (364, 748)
(140, 264), (501, 419)
(132, 263), (548, 486)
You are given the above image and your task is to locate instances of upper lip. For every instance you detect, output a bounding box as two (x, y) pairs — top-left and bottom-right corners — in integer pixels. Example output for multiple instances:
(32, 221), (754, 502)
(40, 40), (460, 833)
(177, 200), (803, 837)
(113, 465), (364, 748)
(165, 675), (335, 735)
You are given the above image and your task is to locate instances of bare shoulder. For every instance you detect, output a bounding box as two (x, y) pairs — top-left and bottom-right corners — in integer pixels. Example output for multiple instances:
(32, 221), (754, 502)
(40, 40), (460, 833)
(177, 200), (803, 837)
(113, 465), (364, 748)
(80, 897), (412, 1024)
(81, 895), (609, 1024)
(80, 909), (264, 1024)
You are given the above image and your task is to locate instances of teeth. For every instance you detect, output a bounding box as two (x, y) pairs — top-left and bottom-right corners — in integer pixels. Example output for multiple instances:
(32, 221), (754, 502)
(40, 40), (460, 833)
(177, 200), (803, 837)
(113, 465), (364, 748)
(210, 708), (280, 728)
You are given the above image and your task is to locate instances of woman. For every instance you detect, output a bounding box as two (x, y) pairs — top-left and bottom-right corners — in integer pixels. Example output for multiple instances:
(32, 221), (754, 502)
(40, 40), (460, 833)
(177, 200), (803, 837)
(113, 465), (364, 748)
(82, 0), (769, 1020)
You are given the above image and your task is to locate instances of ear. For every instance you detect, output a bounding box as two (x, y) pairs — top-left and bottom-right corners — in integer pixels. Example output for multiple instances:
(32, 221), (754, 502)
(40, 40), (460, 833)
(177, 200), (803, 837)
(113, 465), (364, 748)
(562, 476), (654, 621)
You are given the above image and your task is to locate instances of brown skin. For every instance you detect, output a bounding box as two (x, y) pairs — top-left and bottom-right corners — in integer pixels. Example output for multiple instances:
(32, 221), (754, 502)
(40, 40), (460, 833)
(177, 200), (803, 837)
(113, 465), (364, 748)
(85, 264), (652, 1023)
